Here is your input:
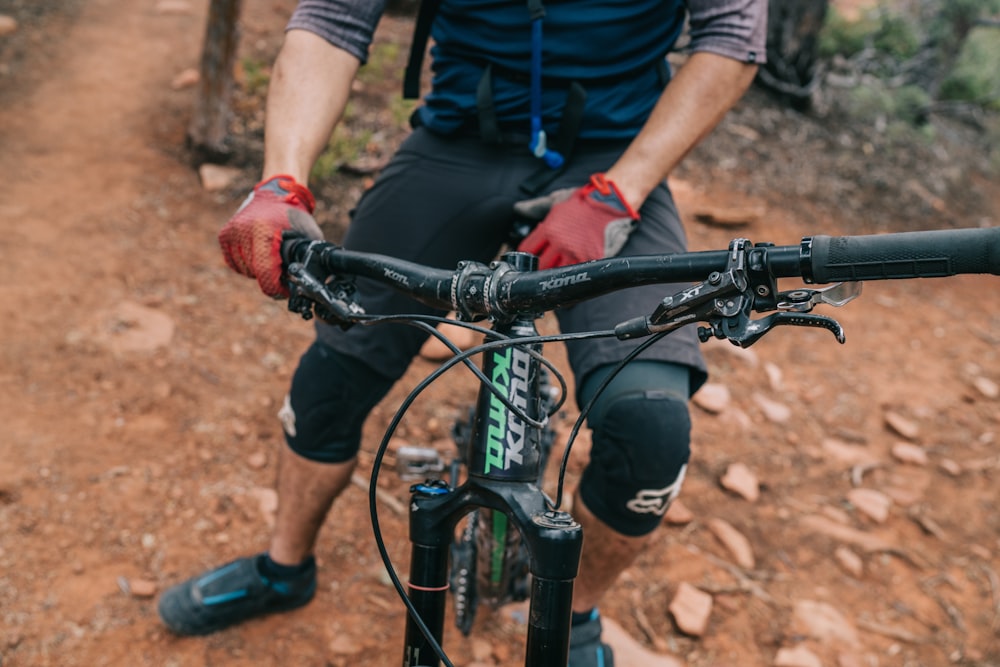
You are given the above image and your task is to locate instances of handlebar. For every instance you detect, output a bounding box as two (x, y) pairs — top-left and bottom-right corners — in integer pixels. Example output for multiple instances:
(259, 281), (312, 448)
(281, 226), (1000, 345)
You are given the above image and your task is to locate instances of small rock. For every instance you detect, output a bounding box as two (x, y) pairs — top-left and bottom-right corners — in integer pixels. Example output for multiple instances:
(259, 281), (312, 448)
(471, 638), (493, 662)
(774, 645), (822, 667)
(199, 163), (242, 192)
(720, 462), (760, 502)
(247, 452), (268, 469)
(0, 14), (18, 36)
(764, 362), (783, 391)
(800, 514), (894, 553)
(91, 301), (175, 353)
(251, 487), (278, 527)
(820, 438), (879, 466)
(836, 653), (867, 667)
(972, 376), (999, 399)
(891, 442), (927, 465)
(884, 410), (919, 440)
(155, 0), (193, 14)
(883, 485), (922, 507)
(821, 505), (851, 525)
(171, 67), (200, 90)
(693, 383), (730, 414)
(419, 313), (481, 361)
(754, 393), (791, 423)
(123, 577), (158, 598)
(969, 544), (992, 560)
(834, 546), (863, 577)
(847, 488), (892, 523)
(727, 123), (762, 142)
(261, 350), (285, 370)
(938, 458), (963, 476)
(791, 600), (860, 647)
(707, 518), (755, 569)
(721, 407), (753, 432)
(664, 498), (694, 525)
(328, 635), (364, 655)
(669, 582), (713, 637)
(231, 419), (251, 437)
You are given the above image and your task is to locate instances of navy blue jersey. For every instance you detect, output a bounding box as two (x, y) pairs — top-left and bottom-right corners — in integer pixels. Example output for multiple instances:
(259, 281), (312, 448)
(418, 0), (687, 138)
(289, 0), (767, 139)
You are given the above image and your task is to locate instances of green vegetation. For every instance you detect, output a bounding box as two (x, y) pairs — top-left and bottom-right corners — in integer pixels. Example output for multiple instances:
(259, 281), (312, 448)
(311, 102), (376, 182)
(938, 26), (1000, 109)
(820, 0), (1000, 125)
(819, 6), (920, 61)
(357, 41), (403, 86)
(819, 7), (876, 58)
(240, 57), (270, 96)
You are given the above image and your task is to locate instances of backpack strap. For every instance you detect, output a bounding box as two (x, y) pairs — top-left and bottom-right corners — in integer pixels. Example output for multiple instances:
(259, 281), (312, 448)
(403, 0), (442, 99)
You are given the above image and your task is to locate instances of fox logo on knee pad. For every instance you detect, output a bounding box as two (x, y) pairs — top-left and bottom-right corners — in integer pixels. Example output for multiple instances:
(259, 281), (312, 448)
(625, 464), (687, 515)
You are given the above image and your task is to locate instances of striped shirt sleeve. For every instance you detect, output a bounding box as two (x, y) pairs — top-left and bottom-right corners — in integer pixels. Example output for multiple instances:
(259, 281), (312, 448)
(686, 0), (768, 64)
(286, 0), (387, 64)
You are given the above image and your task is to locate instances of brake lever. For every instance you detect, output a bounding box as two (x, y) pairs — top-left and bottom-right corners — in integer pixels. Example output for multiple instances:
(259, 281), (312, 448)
(284, 241), (365, 327)
(618, 238), (852, 348)
(703, 311), (846, 347)
(776, 282), (862, 312)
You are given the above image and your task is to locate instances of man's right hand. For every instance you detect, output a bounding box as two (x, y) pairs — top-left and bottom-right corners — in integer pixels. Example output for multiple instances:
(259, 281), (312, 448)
(218, 174), (324, 298)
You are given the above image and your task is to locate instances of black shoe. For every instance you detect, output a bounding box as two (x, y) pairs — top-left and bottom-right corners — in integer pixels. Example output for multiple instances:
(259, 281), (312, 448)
(158, 554), (316, 635)
(569, 610), (615, 667)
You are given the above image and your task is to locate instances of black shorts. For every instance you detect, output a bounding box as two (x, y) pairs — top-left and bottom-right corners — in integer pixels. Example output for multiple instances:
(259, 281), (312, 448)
(314, 127), (707, 400)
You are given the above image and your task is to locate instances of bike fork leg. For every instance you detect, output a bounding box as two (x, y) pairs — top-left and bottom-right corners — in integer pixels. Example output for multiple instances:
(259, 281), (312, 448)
(525, 576), (575, 667)
(403, 542), (449, 667)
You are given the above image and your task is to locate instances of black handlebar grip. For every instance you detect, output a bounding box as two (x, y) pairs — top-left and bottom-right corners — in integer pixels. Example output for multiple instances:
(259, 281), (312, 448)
(806, 227), (1000, 283)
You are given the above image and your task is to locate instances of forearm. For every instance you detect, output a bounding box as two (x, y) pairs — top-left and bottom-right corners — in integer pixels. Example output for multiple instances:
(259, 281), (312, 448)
(262, 29), (361, 184)
(605, 52), (758, 209)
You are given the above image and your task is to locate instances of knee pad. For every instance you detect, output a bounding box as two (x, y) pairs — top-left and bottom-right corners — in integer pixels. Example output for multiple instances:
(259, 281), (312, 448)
(280, 341), (395, 463)
(577, 362), (692, 537)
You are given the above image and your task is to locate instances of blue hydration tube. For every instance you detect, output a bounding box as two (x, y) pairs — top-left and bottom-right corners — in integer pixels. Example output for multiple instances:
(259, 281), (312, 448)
(528, 13), (564, 169)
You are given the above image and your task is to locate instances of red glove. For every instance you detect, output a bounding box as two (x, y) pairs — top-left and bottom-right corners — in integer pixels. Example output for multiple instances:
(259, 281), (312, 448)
(218, 174), (323, 298)
(516, 173), (640, 270)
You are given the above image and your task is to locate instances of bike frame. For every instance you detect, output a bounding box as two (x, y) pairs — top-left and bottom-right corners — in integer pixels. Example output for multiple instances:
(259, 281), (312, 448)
(402, 253), (582, 667)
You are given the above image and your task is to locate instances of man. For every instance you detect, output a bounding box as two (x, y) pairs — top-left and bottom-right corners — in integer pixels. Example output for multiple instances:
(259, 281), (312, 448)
(159, 1), (766, 664)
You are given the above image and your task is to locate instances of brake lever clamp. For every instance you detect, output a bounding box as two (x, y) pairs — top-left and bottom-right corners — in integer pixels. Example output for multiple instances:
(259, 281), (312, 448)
(285, 241), (365, 328)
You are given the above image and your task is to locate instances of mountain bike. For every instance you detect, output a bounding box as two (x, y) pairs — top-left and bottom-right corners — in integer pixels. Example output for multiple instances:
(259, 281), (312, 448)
(281, 227), (1000, 667)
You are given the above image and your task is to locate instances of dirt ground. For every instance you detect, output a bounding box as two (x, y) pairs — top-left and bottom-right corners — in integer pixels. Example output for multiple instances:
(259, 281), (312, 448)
(0, 1), (998, 666)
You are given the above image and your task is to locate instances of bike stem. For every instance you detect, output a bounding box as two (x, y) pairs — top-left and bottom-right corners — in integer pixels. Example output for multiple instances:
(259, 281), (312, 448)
(402, 253), (583, 667)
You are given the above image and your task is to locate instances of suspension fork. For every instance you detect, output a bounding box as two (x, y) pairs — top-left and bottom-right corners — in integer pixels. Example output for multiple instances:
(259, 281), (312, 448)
(402, 297), (583, 666)
(403, 484), (582, 667)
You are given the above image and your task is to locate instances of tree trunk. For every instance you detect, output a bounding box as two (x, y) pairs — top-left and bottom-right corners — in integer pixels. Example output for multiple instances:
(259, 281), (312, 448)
(188, 0), (243, 162)
(756, 0), (830, 110)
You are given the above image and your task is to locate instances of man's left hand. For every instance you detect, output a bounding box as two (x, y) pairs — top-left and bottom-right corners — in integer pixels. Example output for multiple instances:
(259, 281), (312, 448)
(516, 173), (640, 270)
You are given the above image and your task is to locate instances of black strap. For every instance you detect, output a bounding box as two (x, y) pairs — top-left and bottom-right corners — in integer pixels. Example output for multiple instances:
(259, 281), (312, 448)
(403, 0), (442, 99)
(476, 64), (501, 144)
